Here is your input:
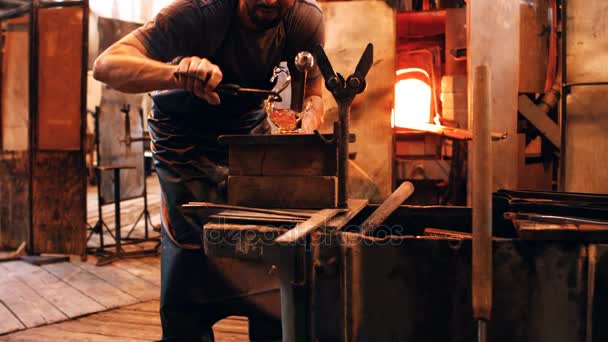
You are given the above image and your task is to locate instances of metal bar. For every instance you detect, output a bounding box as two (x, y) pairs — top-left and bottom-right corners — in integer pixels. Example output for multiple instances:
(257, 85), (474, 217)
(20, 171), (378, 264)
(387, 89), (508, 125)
(27, 0), (39, 253)
(559, 0), (568, 191)
(337, 105), (349, 208)
(80, 0), (89, 258)
(141, 108), (150, 240)
(563, 81), (608, 88)
(114, 168), (122, 252)
(275, 209), (341, 244)
(478, 320), (488, 342)
(183, 202), (315, 219)
(360, 182), (415, 235)
(504, 212), (608, 226)
(472, 65), (493, 328)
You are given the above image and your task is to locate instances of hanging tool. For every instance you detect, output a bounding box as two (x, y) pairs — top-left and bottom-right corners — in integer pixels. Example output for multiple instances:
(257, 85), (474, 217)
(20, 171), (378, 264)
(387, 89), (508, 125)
(315, 43), (374, 208)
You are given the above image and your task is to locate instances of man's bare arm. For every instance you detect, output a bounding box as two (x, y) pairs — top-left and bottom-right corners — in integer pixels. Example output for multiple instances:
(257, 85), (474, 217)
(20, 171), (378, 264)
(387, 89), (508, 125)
(93, 33), (223, 105)
(301, 78), (325, 133)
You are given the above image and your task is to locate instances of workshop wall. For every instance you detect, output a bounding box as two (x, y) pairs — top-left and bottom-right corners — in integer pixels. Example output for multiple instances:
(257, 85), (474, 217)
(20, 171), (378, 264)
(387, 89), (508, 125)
(564, 0), (608, 193)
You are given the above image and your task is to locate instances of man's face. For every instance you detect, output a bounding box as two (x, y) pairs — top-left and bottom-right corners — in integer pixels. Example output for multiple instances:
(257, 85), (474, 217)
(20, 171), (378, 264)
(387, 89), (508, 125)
(242, 0), (294, 29)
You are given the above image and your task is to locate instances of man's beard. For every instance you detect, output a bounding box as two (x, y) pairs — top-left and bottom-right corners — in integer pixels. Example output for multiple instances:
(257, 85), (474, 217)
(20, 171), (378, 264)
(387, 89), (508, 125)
(247, 3), (282, 29)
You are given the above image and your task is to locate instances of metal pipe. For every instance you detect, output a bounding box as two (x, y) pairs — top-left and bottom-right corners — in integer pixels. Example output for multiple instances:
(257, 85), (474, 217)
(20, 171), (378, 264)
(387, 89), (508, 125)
(294, 51), (315, 112)
(563, 81), (608, 88)
(337, 104), (349, 208)
(478, 320), (488, 342)
(559, 0), (568, 191)
(472, 65), (492, 339)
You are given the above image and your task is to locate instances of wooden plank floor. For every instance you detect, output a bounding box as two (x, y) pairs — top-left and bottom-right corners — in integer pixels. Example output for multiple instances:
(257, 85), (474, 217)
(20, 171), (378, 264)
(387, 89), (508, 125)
(1, 176), (251, 340)
(0, 300), (249, 341)
(0, 176), (164, 337)
(0, 257), (161, 336)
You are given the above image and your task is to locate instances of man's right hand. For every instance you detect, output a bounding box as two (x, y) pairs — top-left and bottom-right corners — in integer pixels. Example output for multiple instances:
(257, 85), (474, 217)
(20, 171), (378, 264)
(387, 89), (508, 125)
(174, 57), (223, 105)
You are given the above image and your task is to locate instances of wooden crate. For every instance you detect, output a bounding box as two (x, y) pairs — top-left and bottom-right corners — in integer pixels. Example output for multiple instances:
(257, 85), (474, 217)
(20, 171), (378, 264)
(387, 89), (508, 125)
(220, 134), (342, 209)
(228, 175), (338, 209)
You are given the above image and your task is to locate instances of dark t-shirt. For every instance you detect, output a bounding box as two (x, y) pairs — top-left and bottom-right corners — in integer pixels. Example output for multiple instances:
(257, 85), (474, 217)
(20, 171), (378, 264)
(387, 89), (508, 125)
(135, 0), (324, 118)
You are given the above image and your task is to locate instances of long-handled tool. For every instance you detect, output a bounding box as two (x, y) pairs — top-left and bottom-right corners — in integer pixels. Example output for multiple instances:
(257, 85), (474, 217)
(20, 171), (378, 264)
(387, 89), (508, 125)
(174, 71), (283, 101)
(472, 65), (493, 342)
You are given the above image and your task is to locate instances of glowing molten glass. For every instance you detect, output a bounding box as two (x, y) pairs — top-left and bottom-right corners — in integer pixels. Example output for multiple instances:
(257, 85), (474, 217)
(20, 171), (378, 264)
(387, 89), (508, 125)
(393, 69), (433, 129)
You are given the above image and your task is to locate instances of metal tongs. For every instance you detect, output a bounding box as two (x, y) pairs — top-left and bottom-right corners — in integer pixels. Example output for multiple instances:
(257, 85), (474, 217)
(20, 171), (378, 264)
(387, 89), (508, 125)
(174, 71), (283, 102)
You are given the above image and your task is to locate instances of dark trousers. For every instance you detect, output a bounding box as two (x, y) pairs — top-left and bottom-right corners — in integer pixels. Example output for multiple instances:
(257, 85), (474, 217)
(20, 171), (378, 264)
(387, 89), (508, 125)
(156, 168), (282, 341)
(148, 99), (280, 341)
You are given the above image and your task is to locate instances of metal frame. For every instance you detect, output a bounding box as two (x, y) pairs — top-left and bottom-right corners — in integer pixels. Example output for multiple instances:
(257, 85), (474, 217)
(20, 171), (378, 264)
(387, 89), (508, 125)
(25, 0), (89, 254)
(87, 107), (160, 265)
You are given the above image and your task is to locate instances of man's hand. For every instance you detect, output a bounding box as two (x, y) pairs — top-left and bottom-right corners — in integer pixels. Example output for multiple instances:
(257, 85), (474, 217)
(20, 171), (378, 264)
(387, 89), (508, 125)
(174, 57), (223, 105)
(299, 95), (324, 134)
(300, 107), (321, 133)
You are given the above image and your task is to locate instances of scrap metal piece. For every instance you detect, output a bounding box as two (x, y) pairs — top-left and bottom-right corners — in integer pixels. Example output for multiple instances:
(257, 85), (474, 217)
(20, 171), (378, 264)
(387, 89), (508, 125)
(360, 182), (415, 236)
(275, 209), (342, 244)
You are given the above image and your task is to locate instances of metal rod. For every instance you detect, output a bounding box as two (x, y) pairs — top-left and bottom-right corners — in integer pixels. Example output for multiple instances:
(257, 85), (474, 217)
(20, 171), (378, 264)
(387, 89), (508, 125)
(478, 320), (488, 342)
(563, 81), (608, 88)
(559, 0), (568, 191)
(81, 0), (89, 259)
(183, 202), (314, 219)
(337, 103), (349, 208)
(472, 65), (493, 327)
(114, 168), (122, 253)
(27, 0), (39, 254)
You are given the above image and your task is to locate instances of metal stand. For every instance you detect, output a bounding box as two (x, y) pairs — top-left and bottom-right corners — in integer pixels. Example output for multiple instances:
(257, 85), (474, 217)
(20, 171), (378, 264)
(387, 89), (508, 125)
(314, 43), (373, 208)
(92, 166), (159, 266)
(124, 108), (160, 239)
(86, 106), (160, 266)
(125, 167), (159, 240)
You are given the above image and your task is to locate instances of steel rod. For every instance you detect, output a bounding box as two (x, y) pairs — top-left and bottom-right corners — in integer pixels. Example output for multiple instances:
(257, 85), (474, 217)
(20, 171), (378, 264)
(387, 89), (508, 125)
(337, 104), (349, 208)
(183, 202), (314, 219)
(559, 0), (568, 191)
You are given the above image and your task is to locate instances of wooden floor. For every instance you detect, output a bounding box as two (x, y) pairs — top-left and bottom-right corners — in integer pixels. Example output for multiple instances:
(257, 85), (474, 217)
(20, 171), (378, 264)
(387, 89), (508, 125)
(1, 176), (250, 341)
(0, 300), (249, 341)
(0, 257), (161, 336)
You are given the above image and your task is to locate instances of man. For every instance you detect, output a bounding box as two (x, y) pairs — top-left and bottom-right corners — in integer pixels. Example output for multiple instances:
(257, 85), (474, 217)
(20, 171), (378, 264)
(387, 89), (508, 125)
(93, 0), (325, 340)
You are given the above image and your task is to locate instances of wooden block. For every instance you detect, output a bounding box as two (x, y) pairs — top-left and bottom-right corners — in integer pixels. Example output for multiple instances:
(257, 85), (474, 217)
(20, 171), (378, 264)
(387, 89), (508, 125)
(228, 176), (338, 209)
(229, 144), (337, 176)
